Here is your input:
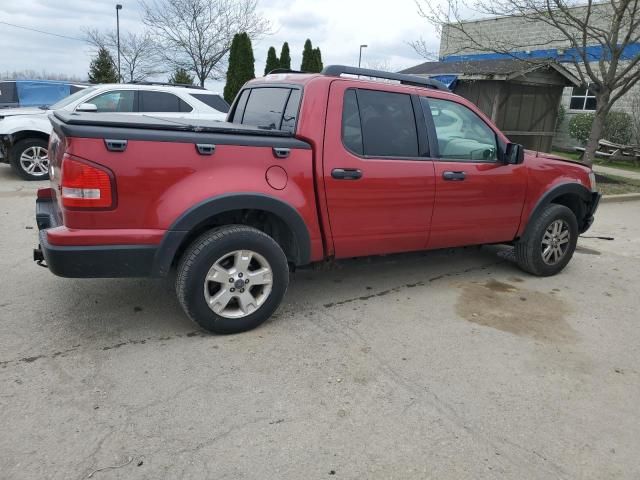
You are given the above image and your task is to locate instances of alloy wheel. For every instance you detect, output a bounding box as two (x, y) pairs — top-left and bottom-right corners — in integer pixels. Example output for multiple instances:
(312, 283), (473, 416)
(19, 146), (49, 177)
(541, 219), (571, 265)
(203, 250), (273, 319)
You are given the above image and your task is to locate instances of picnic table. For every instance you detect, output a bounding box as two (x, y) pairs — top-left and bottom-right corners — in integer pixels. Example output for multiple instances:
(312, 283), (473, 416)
(575, 139), (640, 166)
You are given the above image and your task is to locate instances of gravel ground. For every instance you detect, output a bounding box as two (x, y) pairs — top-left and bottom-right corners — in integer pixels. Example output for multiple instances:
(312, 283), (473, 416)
(1, 164), (639, 480)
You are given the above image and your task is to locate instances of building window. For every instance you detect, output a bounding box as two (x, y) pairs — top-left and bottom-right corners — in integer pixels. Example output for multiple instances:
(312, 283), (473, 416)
(570, 85), (597, 111)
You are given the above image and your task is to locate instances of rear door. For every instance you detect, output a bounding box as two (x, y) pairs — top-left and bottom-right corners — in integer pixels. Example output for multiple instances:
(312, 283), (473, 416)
(422, 96), (527, 249)
(322, 82), (436, 258)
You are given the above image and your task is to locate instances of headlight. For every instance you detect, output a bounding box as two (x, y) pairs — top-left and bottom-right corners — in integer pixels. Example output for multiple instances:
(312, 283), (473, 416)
(588, 170), (597, 192)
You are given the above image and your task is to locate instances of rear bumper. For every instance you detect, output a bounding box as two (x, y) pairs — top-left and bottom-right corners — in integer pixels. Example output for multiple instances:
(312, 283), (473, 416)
(579, 191), (601, 233)
(35, 198), (159, 278)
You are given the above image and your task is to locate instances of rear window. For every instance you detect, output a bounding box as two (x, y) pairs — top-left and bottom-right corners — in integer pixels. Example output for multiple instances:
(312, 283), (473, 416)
(190, 93), (229, 113)
(230, 87), (301, 132)
(139, 91), (192, 113)
(341, 88), (419, 157)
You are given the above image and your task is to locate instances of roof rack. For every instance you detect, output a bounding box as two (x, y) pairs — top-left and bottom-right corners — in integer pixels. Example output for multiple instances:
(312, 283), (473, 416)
(267, 68), (306, 75)
(127, 81), (206, 90)
(321, 65), (449, 90)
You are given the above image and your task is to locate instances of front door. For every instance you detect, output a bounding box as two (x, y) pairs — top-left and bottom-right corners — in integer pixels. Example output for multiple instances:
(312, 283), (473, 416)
(322, 83), (436, 258)
(422, 96), (528, 249)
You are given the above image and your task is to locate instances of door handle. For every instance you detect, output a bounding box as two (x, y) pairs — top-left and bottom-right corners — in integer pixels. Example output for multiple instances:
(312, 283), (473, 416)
(273, 147), (290, 159)
(331, 168), (363, 180)
(442, 171), (466, 181)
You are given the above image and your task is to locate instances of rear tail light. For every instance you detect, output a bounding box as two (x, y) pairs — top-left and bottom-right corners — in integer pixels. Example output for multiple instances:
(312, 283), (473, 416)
(61, 155), (114, 208)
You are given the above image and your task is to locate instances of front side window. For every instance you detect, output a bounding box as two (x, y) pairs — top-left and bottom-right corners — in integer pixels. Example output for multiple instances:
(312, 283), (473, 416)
(570, 85), (596, 111)
(88, 90), (135, 113)
(425, 97), (497, 162)
(342, 89), (419, 157)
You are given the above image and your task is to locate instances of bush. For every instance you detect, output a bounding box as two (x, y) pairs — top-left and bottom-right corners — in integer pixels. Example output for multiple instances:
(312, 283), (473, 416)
(568, 110), (633, 145)
(606, 111), (633, 145)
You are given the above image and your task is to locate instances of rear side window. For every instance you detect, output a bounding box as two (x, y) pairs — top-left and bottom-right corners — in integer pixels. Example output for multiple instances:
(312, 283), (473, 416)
(190, 93), (229, 113)
(0, 81), (18, 106)
(342, 89), (419, 157)
(230, 87), (301, 132)
(139, 91), (192, 113)
(342, 89), (363, 154)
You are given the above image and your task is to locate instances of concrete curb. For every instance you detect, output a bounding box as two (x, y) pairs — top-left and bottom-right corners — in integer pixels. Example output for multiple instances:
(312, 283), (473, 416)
(601, 193), (640, 203)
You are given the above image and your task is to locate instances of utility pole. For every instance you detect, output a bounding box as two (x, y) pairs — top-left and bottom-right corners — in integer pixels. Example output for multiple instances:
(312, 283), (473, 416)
(358, 44), (368, 68)
(116, 4), (122, 82)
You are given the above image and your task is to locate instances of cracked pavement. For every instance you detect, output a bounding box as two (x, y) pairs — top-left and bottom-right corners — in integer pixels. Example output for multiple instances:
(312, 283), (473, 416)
(1, 165), (640, 479)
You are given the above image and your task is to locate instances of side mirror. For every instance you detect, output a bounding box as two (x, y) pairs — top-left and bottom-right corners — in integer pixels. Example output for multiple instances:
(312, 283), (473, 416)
(76, 103), (98, 112)
(504, 142), (525, 164)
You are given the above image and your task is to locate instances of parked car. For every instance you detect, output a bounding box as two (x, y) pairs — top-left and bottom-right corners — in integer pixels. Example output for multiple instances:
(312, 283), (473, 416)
(1, 82), (229, 180)
(34, 65), (600, 334)
(0, 79), (87, 110)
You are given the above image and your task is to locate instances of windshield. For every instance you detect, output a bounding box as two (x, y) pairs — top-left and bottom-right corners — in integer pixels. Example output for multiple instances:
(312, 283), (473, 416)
(48, 87), (98, 110)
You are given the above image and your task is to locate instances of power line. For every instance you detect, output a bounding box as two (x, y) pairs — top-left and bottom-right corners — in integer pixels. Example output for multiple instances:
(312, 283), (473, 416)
(0, 21), (85, 42)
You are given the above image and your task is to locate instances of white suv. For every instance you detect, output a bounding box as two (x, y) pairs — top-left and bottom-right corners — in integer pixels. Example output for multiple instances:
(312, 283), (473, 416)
(0, 83), (229, 180)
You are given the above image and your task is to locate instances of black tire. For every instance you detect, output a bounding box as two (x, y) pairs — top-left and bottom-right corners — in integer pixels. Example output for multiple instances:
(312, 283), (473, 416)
(10, 138), (50, 181)
(176, 225), (289, 334)
(515, 204), (578, 276)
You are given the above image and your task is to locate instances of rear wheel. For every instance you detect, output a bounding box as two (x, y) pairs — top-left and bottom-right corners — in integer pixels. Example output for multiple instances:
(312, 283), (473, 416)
(176, 225), (289, 334)
(515, 204), (578, 276)
(10, 138), (49, 180)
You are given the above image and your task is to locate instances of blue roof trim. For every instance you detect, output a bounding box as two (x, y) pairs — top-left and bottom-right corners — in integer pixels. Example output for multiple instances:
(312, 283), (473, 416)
(429, 75), (458, 89)
(442, 43), (640, 63)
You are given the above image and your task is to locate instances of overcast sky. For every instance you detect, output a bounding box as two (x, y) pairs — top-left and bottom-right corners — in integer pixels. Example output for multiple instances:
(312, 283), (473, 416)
(0, 0), (441, 92)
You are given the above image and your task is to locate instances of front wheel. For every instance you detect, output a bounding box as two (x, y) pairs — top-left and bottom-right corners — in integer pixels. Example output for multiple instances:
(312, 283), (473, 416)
(176, 225), (289, 334)
(515, 204), (578, 276)
(10, 138), (50, 180)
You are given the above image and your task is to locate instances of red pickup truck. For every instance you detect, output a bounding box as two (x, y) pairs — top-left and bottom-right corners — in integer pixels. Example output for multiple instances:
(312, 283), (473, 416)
(34, 65), (600, 334)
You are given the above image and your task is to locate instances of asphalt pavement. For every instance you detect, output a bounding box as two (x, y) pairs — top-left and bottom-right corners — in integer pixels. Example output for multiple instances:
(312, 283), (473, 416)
(1, 163), (639, 479)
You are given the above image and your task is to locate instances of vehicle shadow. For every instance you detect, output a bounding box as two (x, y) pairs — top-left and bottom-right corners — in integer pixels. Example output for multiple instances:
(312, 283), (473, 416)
(39, 244), (516, 338)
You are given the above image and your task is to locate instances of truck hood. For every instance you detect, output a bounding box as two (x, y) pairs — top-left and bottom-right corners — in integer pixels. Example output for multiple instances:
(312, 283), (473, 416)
(525, 149), (588, 168)
(0, 107), (47, 118)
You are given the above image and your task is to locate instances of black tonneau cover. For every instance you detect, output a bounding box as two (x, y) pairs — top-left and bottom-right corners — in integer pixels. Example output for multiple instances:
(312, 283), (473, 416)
(51, 111), (294, 137)
(49, 111), (311, 149)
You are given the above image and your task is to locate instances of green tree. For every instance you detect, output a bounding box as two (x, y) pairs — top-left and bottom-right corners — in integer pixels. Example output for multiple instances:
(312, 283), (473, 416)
(88, 47), (118, 84)
(224, 32), (255, 104)
(279, 42), (291, 70)
(264, 46), (280, 75)
(311, 47), (323, 73)
(168, 67), (194, 85)
(300, 39), (314, 72)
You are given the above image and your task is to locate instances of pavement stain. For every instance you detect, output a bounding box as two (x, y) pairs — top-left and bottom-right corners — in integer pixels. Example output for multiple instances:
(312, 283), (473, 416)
(322, 260), (503, 309)
(456, 280), (576, 342)
(0, 332), (210, 368)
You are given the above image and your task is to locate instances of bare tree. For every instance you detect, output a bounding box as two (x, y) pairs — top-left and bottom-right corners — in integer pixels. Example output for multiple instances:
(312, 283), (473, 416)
(141, 0), (270, 87)
(631, 92), (640, 144)
(1, 70), (84, 81)
(86, 29), (162, 83)
(412, 0), (640, 166)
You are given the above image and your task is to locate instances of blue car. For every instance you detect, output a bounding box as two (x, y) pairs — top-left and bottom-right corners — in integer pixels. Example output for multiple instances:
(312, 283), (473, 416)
(0, 80), (87, 109)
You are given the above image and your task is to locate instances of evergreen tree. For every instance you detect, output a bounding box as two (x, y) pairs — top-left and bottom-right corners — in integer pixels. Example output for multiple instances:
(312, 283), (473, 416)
(311, 47), (323, 73)
(224, 32), (255, 104)
(168, 67), (194, 85)
(300, 39), (314, 72)
(264, 46), (280, 75)
(88, 47), (118, 84)
(279, 42), (291, 70)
